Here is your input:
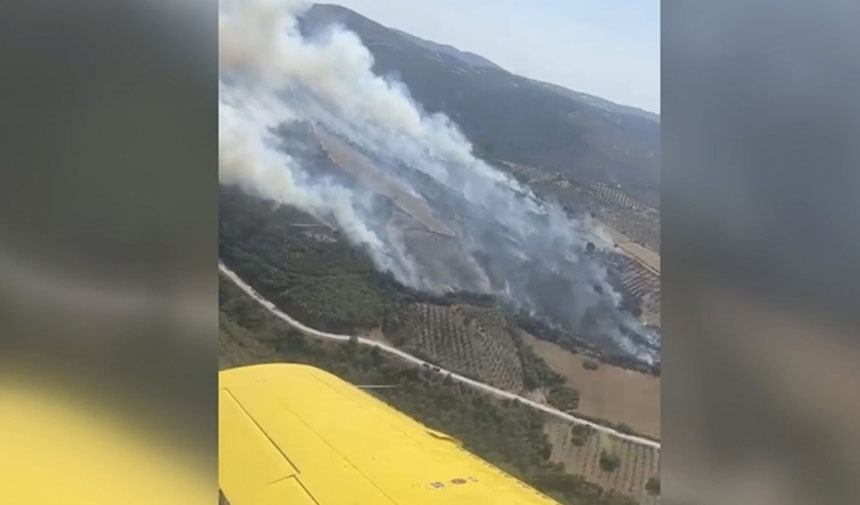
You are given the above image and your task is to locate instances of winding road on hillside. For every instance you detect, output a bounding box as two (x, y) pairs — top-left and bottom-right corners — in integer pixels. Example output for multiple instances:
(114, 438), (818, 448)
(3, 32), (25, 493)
(219, 261), (660, 449)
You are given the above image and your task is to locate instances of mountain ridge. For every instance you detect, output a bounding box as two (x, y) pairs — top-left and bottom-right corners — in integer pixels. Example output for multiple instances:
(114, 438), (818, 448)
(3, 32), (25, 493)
(302, 3), (660, 208)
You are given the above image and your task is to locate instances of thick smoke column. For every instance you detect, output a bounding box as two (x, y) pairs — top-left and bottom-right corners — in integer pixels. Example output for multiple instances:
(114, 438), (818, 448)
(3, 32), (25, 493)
(219, 0), (421, 283)
(219, 0), (659, 364)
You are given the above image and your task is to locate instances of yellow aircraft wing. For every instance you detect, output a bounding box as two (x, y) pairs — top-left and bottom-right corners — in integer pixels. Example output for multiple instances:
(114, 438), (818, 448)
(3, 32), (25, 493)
(219, 363), (561, 505)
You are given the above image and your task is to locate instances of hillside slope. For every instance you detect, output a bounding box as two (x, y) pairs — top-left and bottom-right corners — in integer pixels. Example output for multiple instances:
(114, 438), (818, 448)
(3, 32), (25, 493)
(300, 4), (660, 208)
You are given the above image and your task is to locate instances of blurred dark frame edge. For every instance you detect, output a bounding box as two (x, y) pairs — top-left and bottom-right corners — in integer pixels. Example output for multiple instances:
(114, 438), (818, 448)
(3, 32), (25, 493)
(662, 1), (860, 504)
(0, 0), (220, 500)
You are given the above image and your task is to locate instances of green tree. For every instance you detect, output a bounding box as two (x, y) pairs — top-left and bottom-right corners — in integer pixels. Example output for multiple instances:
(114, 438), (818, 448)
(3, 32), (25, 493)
(645, 476), (660, 495)
(570, 424), (592, 446)
(599, 450), (620, 472)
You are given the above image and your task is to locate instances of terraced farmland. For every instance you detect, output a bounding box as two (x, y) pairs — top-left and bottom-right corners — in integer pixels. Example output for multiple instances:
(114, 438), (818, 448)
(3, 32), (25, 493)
(569, 181), (661, 253)
(497, 161), (661, 252)
(545, 421), (660, 505)
(600, 210), (660, 252)
(613, 255), (661, 319)
(585, 183), (651, 213)
(389, 303), (525, 392)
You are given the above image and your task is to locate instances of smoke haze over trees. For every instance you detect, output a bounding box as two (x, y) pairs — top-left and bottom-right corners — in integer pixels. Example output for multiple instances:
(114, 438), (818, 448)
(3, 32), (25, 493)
(218, 0), (659, 364)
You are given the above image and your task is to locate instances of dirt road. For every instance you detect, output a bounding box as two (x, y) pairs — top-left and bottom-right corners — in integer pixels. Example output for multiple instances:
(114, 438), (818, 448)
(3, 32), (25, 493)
(220, 261), (660, 449)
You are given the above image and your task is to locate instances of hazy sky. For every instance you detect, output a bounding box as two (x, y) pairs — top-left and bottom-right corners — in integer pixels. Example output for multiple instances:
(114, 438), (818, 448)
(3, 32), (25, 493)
(330, 0), (660, 113)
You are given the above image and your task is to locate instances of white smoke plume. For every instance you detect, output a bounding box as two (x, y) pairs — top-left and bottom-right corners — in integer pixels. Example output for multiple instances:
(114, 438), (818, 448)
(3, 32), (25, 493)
(218, 0), (659, 364)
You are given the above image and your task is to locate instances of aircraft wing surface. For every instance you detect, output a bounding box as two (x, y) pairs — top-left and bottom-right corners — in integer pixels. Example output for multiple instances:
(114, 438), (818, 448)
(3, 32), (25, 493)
(219, 363), (561, 505)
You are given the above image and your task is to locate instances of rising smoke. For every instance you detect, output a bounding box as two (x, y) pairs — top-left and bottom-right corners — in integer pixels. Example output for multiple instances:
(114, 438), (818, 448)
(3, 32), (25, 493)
(218, 0), (659, 364)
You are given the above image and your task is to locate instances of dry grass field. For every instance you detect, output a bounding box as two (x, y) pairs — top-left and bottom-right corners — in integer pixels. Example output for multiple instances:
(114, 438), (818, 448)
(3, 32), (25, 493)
(316, 128), (454, 237)
(618, 241), (660, 274)
(523, 333), (660, 438)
